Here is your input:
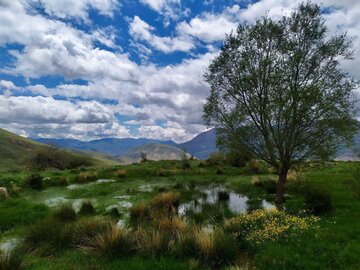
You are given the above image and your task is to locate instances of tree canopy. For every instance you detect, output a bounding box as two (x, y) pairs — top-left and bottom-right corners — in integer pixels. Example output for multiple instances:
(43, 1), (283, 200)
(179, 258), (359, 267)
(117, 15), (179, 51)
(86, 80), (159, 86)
(203, 2), (358, 204)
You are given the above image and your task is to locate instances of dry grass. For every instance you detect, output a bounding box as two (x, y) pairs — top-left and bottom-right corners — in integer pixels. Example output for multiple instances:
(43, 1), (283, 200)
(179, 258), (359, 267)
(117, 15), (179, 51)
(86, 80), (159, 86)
(157, 216), (187, 234)
(76, 171), (98, 183)
(151, 192), (180, 215)
(77, 225), (133, 257)
(115, 169), (127, 178)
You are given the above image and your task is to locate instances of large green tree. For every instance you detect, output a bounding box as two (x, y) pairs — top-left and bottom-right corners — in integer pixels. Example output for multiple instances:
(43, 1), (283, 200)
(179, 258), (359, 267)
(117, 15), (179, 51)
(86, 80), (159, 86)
(203, 2), (357, 206)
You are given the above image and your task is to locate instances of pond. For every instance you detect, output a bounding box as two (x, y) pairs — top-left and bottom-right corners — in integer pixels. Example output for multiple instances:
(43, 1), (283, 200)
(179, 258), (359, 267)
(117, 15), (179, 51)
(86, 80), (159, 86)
(178, 185), (275, 216)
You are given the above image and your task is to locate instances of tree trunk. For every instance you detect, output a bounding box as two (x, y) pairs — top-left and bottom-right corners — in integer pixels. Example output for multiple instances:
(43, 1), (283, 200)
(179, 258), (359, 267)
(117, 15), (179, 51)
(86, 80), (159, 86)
(275, 166), (288, 210)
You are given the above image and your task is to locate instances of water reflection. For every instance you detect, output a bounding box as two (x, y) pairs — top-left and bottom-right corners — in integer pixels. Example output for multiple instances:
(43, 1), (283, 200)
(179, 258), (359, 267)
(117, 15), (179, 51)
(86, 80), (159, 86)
(178, 185), (274, 216)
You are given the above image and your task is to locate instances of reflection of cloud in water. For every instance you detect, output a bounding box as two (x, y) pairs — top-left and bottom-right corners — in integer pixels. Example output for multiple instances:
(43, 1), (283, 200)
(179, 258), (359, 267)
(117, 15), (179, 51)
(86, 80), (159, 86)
(179, 185), (274, 216)
(44, 197), (97, 212)
(67, 179), (116, 190)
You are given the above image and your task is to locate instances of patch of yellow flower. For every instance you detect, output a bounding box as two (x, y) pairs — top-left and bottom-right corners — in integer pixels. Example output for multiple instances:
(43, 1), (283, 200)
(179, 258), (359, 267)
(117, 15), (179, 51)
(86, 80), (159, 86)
(224, 209), (320, 245)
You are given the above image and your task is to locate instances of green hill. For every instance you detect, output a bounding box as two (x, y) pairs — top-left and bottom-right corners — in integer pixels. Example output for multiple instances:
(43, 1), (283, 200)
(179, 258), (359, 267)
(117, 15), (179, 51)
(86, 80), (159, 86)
(0, 128), (117, 171)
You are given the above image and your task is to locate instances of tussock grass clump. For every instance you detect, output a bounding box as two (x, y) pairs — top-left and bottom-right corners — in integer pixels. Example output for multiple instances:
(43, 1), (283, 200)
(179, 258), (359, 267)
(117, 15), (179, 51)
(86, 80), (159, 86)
(25, 174), (43, 190)
(157, 216), (187, 235)
(78, 201), (95, 216)
(193, 228), (237, 268)
(129, 203), (151, 225)
(76, 171), (98, 183)
(52, 205), (77, 222)
(77, 225), (134, 257)
(0, 250), (24, 270)
(134, 227), (172, 256)
(151, 192), (180, 215)
(71, 218), (113, 246)
(23, 218), (72, 256)
(115, 169), (127, 178)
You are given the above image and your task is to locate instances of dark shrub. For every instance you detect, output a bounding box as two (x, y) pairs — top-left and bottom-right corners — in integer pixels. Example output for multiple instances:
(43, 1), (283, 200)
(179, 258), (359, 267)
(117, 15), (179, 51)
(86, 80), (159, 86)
(262, 179), (277, 194)
(217, 190), (230, 201)
(53, 205), (77, 222)
(305, 188), (332, 214)
(79, 201), (95, 216)
(247, 159), (263, 174)
(108, 207), (120, 218)
(23, 218), (71, 256)
(216, 166), (223, 175)
(206, 153), (223, 166)
(198, 162), (205, 168)
(225, 150), (251, 167)
(25, 174), (43, 190)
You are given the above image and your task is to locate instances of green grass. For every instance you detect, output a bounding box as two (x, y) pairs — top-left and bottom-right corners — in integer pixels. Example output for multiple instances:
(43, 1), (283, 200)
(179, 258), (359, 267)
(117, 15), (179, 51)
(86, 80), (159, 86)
(0, 160), (359, 269)
(0, 199), (49, 232)
(26, 251), (203, 270)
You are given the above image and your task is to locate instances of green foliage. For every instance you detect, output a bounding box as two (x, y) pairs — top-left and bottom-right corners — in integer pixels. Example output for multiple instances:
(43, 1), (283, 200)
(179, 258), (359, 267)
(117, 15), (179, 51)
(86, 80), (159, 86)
(0, 199), (49, 232)
(304, 188), (332, 215)
(225, 209), (320, 251)
(180, 151), (191, 170)
(25, 174), (43, 190)
(206, 152), (223, 166)
(31, 146), (93, 170)
(203, 1), (357, 204)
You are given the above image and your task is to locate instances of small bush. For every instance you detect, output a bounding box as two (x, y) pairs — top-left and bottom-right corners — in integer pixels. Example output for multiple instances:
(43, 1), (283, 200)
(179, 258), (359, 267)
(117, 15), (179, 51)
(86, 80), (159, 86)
(216, 166), (223, 175)
(304, 188), (332, 215)
(247, 159), (262, 174)
(252, 176), (277, 194)
(25, 174), (43, 190)
(180, 152), (191, 170)
(52, 205), (77, 222)
(0, 249), (24, 270)
(76, 172), (98, 183)
(79, 201), (95, 216)
(115, 169), (127, 178)
(206, 153), (224, 167)
(225, 150), (251, 167)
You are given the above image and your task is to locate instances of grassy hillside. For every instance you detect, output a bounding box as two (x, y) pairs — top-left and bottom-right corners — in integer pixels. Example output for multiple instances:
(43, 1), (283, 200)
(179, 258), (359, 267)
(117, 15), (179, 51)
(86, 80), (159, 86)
(0, 128), (46, 170)
(0, 128), (117, 171)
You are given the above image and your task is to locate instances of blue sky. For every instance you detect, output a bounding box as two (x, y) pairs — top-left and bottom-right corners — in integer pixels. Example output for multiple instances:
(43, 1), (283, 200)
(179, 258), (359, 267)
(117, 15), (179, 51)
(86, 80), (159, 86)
(0, 0), (359, 142)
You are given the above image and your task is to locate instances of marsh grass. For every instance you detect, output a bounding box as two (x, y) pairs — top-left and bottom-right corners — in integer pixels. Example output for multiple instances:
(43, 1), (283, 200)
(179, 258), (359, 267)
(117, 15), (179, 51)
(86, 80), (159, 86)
(0, 249), (24, 270)
(52, 205), (77, 222)
(78, 201), (95, 216)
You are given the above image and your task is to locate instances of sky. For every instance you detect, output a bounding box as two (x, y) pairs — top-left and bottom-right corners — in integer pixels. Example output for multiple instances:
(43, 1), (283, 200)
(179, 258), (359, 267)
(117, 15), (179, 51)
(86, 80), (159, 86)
(0, 0), (359, 142)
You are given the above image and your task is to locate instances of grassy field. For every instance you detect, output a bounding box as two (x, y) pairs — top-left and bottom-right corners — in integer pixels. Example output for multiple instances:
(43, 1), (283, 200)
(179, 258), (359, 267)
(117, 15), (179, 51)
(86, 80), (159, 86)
(0, 160), (359, 269)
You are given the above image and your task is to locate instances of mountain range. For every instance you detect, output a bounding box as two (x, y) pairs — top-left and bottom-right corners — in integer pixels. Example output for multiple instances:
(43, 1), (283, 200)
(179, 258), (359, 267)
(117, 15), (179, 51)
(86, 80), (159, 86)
(34, 129), (218, 160)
